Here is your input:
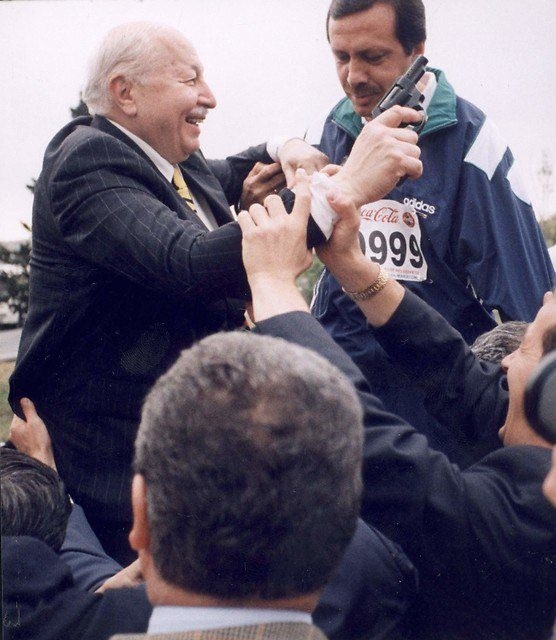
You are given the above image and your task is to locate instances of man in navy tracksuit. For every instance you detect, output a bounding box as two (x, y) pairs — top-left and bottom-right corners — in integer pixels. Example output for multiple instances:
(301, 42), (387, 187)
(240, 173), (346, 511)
(309, 0), (555, 465)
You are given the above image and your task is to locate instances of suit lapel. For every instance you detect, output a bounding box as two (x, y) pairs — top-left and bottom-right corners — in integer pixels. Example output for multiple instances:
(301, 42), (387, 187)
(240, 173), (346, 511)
(90, 116), (217, 229)
(180, 152), (235, 226)
(91, 116), (232, 228)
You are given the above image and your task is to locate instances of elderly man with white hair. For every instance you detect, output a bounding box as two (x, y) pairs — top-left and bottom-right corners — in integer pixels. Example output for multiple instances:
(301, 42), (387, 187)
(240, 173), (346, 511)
(9, 20), (423, 563)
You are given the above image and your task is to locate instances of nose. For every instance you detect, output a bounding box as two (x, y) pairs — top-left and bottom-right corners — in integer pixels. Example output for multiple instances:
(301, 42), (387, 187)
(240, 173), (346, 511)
(346, 58), (368, 87)
(501, 352), (513, 373)
(199, 81), (217, 109)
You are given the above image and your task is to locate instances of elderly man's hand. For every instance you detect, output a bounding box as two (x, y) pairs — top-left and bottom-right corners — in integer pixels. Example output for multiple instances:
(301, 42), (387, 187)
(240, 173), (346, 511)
(9, 398), (57, 470)
(239, 162), (287, 210)
(278, 138), (329, 187)
(332, 106), (423, 207)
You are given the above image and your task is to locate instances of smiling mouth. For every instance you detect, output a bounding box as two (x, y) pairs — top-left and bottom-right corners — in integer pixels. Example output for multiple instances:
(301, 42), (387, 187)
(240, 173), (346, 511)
(185, 117), (204, 125)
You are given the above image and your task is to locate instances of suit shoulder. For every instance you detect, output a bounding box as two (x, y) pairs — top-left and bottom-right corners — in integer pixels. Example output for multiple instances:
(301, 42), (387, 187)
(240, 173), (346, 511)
(44, 120), (148, 183)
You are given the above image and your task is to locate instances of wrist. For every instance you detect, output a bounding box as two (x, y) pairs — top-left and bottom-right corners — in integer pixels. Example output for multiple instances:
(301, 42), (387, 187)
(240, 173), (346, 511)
(331, 168), (381, 208)
(267, 135), (300, 162)
(329, 172), (358, 206)
(342, 264), (389, 301)
(329, 255), (380, 292)
(247, 272), (297, 291)
(248, 276), (309, 322)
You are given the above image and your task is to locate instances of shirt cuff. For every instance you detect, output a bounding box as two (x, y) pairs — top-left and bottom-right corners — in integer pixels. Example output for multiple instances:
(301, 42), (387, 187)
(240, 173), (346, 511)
(266, 135), (302, 162)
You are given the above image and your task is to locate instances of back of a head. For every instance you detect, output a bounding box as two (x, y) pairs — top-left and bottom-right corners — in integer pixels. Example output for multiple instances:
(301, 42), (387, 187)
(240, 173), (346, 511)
(135, 331), (363, 601)
(1, 447), (72, 552)
(471, 321), (528, 364)
(326, 0), (427, 52)
(82, 21), (187, 115)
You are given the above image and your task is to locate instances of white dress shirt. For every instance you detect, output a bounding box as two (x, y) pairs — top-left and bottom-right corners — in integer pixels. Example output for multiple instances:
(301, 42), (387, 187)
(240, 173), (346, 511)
(107, 119), (218, 230)
(148, 606), (312, 634)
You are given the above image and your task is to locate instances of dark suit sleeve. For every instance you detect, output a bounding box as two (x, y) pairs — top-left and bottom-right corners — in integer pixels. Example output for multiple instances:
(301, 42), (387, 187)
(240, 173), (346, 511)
(60, 504), (123, 592)
(1, 536), (151, 640)
(374, 289), (508, 439)
(49, 134), (249, 301)
(314, 519), (417, 640)
(207, 143), (274, 206)
(253, 310), (555, 580)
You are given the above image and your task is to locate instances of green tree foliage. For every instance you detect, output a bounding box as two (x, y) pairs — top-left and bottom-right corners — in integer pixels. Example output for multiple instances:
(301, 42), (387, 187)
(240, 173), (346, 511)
(539, 214), (556, 247)
(2, 97), (88, 327)
(71, 96), (90, 119)
(296, 254), (324, 304)
(0, 224), (31, 326)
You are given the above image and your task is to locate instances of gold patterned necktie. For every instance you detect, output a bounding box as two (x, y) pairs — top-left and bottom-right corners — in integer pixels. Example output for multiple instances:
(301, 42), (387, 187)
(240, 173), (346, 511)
(172, 166), (197, 212)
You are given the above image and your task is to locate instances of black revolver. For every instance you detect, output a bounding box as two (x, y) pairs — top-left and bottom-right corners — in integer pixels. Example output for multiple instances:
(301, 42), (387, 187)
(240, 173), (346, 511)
(371, 54), (428, 134)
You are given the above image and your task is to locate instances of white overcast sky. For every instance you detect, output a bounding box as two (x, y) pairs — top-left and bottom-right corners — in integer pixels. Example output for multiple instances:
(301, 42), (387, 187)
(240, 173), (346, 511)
(1, 0), (555, 242)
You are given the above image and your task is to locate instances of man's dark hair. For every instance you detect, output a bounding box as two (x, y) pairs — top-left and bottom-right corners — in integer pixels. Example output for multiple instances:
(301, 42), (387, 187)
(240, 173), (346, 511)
(1, 447), (72, 551)
(471, 321), (529, 364)
(135, 331), (363, 600)
(326, 0), (426, 54)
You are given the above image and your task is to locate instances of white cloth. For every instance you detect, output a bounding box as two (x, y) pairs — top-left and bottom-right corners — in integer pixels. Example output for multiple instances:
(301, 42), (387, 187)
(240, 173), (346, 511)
(308, 172), (339, 240)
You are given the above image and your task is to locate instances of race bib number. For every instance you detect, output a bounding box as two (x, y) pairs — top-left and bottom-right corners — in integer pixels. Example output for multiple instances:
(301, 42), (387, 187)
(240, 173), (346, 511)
(359, 199), (427, 282)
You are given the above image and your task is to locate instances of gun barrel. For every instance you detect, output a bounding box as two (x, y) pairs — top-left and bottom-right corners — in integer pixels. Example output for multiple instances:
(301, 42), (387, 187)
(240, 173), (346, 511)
(403, 55), (428, 85)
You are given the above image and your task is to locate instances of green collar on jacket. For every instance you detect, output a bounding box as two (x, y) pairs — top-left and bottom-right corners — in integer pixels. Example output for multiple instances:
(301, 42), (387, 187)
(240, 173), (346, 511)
(331, 68), (458, 140)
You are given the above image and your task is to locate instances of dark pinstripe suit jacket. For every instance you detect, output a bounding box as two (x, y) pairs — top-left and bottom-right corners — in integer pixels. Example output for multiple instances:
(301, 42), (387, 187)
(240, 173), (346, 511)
(9, 115), (271, 522)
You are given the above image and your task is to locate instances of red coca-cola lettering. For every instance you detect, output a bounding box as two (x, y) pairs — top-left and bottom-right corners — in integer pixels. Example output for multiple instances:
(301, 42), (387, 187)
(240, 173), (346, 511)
(360, 206), (399, 223)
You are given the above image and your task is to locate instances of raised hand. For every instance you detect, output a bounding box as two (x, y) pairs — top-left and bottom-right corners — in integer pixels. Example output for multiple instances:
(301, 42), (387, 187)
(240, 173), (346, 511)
(332, 105), (423, 207)
(9, 398), (57, 470)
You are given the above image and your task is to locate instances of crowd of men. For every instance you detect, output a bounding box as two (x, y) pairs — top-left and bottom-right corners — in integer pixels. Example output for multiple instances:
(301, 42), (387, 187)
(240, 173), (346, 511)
(2, 1), (556, 639)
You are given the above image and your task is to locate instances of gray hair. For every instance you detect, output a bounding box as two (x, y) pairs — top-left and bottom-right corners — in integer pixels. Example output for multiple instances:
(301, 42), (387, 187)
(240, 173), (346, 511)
(471, 321), (528, 364)
(83, 21), (184, 115)
(135, 330), (363, 599)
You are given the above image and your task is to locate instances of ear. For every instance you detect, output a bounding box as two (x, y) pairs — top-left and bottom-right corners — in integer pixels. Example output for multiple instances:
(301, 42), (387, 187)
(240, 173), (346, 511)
(413, 42), (426, 57)
(108, 75), (138, 117)
(129, 474), (151, 552)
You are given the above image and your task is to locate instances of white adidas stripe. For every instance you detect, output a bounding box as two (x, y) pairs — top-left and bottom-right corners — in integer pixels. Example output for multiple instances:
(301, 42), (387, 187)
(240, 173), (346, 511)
(464, 117), (531, 204)
(464, 117), (507, 180)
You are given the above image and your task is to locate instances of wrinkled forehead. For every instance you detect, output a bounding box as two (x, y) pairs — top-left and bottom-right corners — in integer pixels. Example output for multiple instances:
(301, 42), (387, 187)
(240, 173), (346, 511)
(154, 31), (202, 71)
(528, 296), (556, 348)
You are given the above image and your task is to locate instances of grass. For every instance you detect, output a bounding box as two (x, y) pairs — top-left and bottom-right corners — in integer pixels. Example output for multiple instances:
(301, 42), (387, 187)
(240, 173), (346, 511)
(0, 360), (15, 442)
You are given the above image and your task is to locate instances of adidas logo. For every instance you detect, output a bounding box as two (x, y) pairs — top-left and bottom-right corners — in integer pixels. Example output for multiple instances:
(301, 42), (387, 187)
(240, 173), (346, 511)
(403, 197), (436, 215)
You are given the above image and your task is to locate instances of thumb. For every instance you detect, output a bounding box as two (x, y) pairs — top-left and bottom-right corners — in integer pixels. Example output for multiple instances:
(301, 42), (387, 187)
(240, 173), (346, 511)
(20, 397), (37, 421)
(282, 163), (297, 189)
(320, 164), (342, 177)
(326, 187), (357, 219)
(326, 188), (361, 236)
(291, 168), (311, 224)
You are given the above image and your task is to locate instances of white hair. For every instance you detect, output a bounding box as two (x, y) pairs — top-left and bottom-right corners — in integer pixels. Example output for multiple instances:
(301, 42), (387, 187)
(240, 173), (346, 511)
(82, 21), (185, 115)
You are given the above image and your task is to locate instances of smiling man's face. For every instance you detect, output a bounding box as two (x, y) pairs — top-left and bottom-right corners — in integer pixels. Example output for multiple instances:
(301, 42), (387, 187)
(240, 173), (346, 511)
(129, 34), (216, 163)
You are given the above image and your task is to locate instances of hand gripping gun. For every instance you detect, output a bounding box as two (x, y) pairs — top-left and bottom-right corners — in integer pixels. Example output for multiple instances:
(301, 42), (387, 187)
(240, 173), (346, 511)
(371, 54), (429, 134)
